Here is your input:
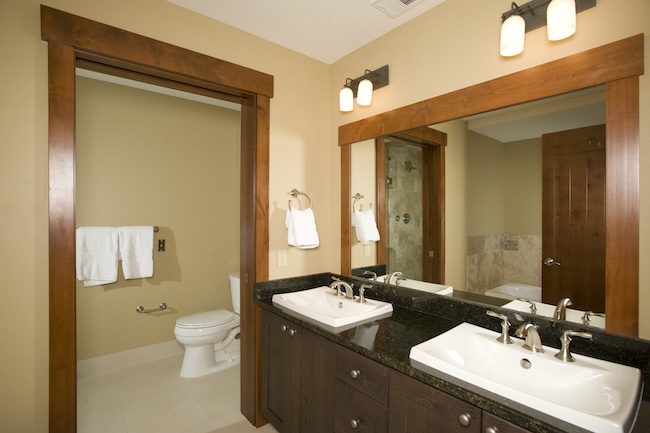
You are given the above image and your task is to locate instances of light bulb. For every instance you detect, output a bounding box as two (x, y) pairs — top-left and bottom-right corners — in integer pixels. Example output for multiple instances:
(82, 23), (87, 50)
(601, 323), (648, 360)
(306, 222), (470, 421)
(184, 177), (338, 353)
(357, 79), (373, 106)
(547, 0), (576, 41)
(339, 86), (353, 112)
(500, 14), (525, 57)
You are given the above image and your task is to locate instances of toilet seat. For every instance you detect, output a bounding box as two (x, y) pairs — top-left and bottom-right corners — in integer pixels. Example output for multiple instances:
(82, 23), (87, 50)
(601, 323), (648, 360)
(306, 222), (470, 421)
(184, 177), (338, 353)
(176, 310), (234, 329)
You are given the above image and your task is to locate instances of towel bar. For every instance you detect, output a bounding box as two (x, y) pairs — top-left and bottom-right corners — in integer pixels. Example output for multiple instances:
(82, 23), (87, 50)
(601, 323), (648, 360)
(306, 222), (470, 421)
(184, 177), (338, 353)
(136, 303), (167, 313)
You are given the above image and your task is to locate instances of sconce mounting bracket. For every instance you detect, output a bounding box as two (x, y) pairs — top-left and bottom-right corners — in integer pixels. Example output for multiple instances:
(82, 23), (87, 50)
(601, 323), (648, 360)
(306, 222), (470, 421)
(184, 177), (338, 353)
(347, 65), (389, 97)
(502, 0), (596, 33)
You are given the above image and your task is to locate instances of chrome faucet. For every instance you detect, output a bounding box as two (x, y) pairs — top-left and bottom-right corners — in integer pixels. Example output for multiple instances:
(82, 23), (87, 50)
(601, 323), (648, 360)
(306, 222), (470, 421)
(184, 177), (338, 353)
(385, 271), (403, 285)
(358, 284), (373, 303)
(581, 310), (606, 325)
(515, 323), (544, 353)
(486, 310), (513, 344)
(330, 280), (355, 299)
(553, 297), (573, 320)
(363, 270), (378, 280)
(554, 330), (593, 362)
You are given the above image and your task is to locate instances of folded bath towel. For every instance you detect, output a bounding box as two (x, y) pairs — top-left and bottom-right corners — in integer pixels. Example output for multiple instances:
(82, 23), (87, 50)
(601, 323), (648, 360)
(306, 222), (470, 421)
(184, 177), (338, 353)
(118, 226), (154, 279)
(76, 227), (119, 287)
(353, 208), (380, 244)
(285, 208), (320, 249)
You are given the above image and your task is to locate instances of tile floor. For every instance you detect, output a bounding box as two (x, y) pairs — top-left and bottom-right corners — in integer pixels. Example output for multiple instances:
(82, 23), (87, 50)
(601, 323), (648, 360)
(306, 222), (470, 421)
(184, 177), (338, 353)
(78, 355), (279, 433)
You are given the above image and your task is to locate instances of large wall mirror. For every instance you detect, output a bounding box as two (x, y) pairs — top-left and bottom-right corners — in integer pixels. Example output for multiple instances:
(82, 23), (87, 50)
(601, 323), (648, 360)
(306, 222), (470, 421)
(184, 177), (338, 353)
(340, 34), (643, 337)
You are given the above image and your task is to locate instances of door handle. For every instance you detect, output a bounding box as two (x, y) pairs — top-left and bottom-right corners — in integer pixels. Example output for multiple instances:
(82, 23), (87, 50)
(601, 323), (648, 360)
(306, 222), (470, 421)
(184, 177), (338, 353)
(543, 257), (561, 267)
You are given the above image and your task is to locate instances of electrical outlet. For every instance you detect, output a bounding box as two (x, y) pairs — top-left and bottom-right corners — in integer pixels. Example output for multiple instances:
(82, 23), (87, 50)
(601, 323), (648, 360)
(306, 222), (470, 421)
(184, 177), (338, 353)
(277, 249), (288, 267)
(364, 243), (371, 257)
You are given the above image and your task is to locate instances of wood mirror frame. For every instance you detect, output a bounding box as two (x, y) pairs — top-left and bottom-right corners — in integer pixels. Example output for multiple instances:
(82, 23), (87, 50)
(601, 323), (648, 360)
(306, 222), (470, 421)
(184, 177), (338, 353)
(340, 34), (643, 337)
(42, 6), (270, 432)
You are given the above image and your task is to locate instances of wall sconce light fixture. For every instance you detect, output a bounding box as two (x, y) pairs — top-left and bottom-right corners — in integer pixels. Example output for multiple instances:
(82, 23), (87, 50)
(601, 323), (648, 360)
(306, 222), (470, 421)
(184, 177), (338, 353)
(500, 0), (596, 57)
(339, 65), (389, 112)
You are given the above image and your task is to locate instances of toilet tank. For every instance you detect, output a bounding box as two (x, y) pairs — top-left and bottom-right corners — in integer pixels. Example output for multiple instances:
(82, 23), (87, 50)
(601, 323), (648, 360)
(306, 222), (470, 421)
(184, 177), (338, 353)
(229, 272), (241, 314)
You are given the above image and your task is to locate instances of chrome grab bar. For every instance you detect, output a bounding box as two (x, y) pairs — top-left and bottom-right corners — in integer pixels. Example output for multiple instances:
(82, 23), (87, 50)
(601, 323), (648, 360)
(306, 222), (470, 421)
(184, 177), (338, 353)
(136, 303), (167, 313)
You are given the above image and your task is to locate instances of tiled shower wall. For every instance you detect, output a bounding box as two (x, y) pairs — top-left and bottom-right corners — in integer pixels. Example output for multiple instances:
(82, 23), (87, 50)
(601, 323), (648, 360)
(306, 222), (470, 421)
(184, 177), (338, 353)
(386, 145), (423, 280)
(467, 234), (541, 294)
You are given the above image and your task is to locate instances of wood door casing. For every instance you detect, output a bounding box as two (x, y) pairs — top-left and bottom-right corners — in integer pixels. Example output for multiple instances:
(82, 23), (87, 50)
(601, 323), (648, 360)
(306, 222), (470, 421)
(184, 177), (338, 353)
(375, 127), (446, 283)
(43, 6), (272, 431)
(542, 125), (606, 312)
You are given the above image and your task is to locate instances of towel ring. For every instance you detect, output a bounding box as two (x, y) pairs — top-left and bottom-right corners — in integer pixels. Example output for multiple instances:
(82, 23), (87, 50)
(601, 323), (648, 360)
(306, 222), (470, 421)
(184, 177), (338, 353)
(352, 193), (364, 211)
(289, 189), (313, 210)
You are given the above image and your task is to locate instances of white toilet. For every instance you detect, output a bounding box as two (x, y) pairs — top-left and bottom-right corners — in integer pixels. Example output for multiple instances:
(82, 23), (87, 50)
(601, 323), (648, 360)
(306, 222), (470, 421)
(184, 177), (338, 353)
(174, 273), (241, 378)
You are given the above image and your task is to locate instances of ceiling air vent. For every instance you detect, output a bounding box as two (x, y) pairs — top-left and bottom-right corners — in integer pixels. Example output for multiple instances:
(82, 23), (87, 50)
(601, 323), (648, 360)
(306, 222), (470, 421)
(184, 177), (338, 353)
(371, 0), (426, 18)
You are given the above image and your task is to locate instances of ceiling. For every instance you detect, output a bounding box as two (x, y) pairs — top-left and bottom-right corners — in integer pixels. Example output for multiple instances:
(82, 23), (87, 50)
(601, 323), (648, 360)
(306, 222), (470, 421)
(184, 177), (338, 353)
(167, 0), (448, 64)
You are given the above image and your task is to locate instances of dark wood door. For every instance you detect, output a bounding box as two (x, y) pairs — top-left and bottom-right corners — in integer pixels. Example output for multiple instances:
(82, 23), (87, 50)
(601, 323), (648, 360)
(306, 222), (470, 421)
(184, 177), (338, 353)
(542, 124), (606, 313)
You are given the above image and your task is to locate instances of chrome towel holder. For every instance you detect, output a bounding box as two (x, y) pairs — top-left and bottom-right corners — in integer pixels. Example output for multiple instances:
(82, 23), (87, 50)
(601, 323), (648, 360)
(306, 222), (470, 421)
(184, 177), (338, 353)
(289, 189), (313, 210)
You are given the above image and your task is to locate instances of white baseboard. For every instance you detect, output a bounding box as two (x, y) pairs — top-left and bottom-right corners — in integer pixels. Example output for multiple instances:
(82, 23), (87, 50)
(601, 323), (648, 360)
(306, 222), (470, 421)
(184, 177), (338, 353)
(77, 340), (184, 379)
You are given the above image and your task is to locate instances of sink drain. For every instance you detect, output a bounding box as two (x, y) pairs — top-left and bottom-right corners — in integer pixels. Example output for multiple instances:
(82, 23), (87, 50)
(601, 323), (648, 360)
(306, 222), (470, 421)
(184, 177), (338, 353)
(520, 358), (532, 369)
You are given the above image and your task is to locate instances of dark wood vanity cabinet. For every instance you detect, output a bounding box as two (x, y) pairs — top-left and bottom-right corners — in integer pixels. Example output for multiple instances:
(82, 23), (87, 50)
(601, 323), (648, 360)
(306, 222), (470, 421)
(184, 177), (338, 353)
(262, 309), (533, 433)
(333, 345), (389, 433)
(261, 309), (334, 433)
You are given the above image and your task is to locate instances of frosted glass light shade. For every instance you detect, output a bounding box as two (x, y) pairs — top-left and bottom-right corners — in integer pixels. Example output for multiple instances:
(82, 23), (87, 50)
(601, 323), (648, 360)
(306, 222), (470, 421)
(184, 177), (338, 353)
(547, 0), (576, 41)
(339, 86), (353, 112)
(500, 15), (525, 57)
(357, 79), (373, 106)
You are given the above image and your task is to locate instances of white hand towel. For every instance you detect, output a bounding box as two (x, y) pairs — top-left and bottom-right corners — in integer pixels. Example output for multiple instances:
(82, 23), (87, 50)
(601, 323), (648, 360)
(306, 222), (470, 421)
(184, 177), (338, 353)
(118, 226), (154, 279)
(353, 209), (380, 244)
(285, 208), (320, 249)
(76, 227), (119, 287)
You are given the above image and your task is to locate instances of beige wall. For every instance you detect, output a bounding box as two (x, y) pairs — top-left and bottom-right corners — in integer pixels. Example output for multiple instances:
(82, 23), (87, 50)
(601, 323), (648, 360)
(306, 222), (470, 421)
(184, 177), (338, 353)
(504, 139), (542, 236)
(76, 76), (241, 359)
(1, 0), (648, 430)
(467, 131), (506, 236)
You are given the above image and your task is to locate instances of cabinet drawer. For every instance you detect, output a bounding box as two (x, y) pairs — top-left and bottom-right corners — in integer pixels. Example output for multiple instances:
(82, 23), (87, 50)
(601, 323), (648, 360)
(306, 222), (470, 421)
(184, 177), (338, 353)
(483, 412), (533, 433)
(334, 345), (389, 405)
(334, 379), (388, 433)
(389, 371), (481, 433)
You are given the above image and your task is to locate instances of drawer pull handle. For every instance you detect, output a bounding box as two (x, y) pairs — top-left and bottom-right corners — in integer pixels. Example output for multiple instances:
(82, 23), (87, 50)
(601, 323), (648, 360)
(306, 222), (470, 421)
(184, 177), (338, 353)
(458, 412), (472, 427)
(350, 419), (361, 429)
(350, 369), (360, 379)
(289, 328), (297, 337)
(281, 325), (288, 332)
(485, 427), (499, 433)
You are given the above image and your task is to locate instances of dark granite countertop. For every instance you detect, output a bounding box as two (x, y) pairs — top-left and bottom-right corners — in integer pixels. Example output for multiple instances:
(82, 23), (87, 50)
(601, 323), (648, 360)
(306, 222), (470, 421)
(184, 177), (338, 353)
(255, 272), (650, 433)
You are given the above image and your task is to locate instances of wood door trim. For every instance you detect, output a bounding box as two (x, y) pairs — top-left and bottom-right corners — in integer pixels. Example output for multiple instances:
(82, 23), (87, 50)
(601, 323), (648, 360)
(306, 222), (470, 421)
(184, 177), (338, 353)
(339, 34), (643, 336)
(43, 6), (271, 432)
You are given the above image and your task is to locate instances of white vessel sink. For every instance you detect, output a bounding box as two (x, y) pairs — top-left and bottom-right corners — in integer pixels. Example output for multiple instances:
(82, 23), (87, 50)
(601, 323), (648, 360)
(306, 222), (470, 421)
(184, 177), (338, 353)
(377, 275), (453, 295)
(410, 322), (642, 433)
(272, 286), (393, 332)
(502, 299), (606, 329)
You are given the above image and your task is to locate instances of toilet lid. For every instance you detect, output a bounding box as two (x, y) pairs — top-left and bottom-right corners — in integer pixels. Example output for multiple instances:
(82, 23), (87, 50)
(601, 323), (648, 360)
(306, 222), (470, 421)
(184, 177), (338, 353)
(176, 310), (234, 329)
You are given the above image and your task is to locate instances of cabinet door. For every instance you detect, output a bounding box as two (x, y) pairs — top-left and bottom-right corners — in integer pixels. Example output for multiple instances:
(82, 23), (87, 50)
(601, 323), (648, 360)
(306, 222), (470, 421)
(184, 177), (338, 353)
(261, 309), (334, 433)
(389, 371), (481, 433)
(483, 412), (533, 433)
(261, 309), (293, 432)
(293, 320), (334, 433)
